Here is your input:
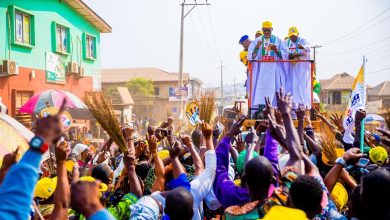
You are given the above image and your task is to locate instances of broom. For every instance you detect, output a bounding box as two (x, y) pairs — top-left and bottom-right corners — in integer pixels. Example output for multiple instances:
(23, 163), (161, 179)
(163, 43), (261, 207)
(319, 123), (339, 165)
(84, 92), (127, 153)
(199, 90), (216, 124)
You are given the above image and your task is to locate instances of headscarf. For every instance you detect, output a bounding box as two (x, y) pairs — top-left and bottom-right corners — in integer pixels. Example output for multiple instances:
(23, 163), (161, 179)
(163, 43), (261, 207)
(72, 143), (88, 156)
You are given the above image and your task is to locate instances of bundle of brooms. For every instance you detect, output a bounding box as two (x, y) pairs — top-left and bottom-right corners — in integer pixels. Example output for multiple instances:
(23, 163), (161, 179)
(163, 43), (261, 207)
(199, 90), (216, 124)
(84, 92), (127, 153)
(319, 123), (339, 165)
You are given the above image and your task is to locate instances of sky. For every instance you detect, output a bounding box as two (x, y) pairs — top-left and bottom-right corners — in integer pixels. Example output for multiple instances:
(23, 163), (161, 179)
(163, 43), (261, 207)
(84, 0), (390, 88)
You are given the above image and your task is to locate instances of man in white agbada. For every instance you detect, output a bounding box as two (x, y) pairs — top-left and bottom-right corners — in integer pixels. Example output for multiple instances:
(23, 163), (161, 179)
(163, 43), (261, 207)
(284, 26), (312, 108)
(248, 21), (288, 111)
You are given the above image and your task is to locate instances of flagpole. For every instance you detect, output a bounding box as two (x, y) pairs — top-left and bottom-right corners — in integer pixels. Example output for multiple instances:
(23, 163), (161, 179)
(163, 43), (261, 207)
(360, 55), (366, 152)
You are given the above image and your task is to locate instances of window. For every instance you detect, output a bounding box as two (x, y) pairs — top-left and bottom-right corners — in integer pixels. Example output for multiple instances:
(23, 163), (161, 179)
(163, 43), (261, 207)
(332, 92), (341, 105)
(83, 33), (96, 60)
(10, 6), (35, 47)
(154, 87), (160, 96)
(56, 24), (69, 53)
(15, 91), (33, 112)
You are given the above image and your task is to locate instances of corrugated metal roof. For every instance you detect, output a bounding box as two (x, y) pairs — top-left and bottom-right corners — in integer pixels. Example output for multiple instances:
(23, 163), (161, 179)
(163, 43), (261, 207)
(101, 67), (190, 83)
(63, 0), (112, 33)
(368, 81), (390, 96)
(319, 73), (355, 90)
(116, 87), (134, 105)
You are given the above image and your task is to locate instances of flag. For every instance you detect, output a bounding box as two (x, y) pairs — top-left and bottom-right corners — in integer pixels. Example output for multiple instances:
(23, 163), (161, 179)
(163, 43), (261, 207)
(343, 65), (367, 144)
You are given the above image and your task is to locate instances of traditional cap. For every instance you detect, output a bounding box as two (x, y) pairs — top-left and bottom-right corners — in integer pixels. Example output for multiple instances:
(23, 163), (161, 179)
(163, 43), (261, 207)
(331, 182), (348, 210)
(288, 26), (299, 37)
(255, 30), (263, 35)
(65, 160), (75, 172)
(79, 176), (108, 192)
(369, 146), (388, 165)
(35, 177), (57, 199)
(262, 20), (273, 29)
(239, 35), (249, 44)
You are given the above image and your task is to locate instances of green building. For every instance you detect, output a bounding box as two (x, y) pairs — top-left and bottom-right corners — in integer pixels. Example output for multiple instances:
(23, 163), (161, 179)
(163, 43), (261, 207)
(0, 0), (111, 116)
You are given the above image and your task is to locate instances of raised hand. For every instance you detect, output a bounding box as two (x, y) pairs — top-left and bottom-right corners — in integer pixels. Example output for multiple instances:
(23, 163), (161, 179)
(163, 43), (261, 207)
(55, 141), (70, 164)
(355, 109), (366, 123)
(236, 134), (245, 153)
(268, 114), (286, 147)
(330, 113), (345, 132)
(35, 100), (67, 145)
(147, 134), (158, 155)
(295, 106), (306, 121)
(245, 127), (259, 144)
(180, 134), (192, 148)
(201, 122), (213, 140)
(342, 148), (364, 164)
(123, 127), (135, 141)
(263, 96), (275, 120)
(169, 141), (182, 159)
(275, 88), (292, 115)
(227, 115), (247, 139)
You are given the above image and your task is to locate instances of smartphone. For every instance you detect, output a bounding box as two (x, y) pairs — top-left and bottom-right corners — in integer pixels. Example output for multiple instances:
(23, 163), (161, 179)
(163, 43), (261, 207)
(355, 158), (370, 167)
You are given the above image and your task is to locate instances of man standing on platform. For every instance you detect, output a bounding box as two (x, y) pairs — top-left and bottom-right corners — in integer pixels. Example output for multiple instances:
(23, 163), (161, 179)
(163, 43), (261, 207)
(248, 21), (288, 112)
(284, 26), (311, 108)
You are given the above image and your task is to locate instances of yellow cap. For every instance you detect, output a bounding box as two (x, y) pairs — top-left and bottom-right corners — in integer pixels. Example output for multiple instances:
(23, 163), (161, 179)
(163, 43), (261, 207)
(331, 182), (348, 210)
(157, 150), (170, 160)
(256, 30), (263, 35)
(288, 26), (299, 37)
(79, 176), (108, 192)
(369, 146), (388, 165)
(35, 177), (57, 199)
(322, 147), (345, 166)
(262, 21), (273, 29)
(65, 160), (75, 172)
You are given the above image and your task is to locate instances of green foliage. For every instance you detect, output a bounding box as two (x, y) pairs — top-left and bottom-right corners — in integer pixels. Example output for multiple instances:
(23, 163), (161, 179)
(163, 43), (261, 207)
(106, 86), (119, 96)
(126, 78), (154, 96)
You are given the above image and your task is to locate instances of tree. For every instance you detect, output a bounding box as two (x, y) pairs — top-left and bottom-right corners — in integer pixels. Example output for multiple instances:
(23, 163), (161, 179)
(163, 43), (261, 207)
(126, 78), (154, 96)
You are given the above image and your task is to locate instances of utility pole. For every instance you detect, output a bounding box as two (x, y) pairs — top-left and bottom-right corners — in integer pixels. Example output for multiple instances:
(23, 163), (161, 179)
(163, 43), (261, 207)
(217, 60), (226, 106)
(311, 45), (322, 76)
(233, 77), (236, 100)
(178, 0), (210, 122)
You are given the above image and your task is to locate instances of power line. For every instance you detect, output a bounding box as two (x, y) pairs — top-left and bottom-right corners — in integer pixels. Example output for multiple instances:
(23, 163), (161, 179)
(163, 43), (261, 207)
(196, 7), (219, 62)
(320, 35), (390, 55)
(189, 14), (216, 66)
(322, 6), (390, 45)
(366, 67), (390, 75)
(206, 6), (221, 60)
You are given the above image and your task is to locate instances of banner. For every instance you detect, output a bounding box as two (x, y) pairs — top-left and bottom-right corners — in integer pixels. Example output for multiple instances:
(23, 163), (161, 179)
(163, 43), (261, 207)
(343, 65), (366, 144)
(46, 52), (66, 84)
(169, 87), (188, 102)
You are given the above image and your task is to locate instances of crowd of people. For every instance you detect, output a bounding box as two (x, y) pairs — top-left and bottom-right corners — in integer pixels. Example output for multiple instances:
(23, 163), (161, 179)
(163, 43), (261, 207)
(0, 88), (390, 220)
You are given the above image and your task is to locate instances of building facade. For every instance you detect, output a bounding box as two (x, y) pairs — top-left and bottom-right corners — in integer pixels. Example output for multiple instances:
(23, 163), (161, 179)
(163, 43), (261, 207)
(0, 0), (111, 116)
(101, 67), (202, 124)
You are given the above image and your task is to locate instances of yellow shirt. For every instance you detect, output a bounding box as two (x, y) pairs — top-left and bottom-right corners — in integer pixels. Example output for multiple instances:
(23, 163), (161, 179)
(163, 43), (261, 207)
(240, 50), (248, 66)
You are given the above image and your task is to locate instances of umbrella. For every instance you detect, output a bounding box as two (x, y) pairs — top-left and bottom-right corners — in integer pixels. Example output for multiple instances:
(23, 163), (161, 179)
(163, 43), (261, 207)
(0, 113), (34, 165)
(365, 114), (385, 123)
(19, 89), (86, 114)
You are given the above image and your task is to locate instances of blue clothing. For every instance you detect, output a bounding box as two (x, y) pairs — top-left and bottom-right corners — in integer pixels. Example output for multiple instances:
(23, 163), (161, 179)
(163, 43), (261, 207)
(0, 150), (42, 220)
(166, 173), (191, 192)
(89, 209), (115, 220)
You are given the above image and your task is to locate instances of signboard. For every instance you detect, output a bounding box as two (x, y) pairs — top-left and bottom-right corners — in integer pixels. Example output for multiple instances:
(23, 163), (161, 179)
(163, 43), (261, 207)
(46, 52), (66, 84)
(40, 107), (72, 130)
(169, 87), (188, 102)
(185, 101), (200, 127)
